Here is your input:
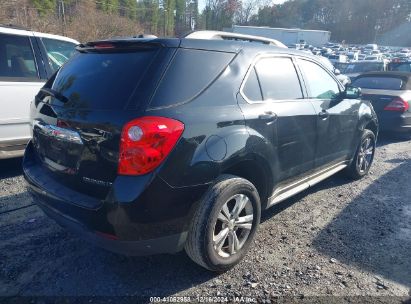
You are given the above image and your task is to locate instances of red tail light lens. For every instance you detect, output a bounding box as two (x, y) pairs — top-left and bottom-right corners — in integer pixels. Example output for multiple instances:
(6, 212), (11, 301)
(384, 98), (409, 112)
(93, 43), (115, 49)
(118, 116), (184, 175)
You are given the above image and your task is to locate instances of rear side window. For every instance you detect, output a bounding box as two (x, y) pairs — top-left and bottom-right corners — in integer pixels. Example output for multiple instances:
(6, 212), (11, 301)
(352, 77), (403, 90)
(298, 59), (340, 99)
(41, 38), (77, 73)
(0, 33), (38, 80)
(150, 49), (235, 108)
(242, 67), (262, 101)
(254, 57), (303, 100)
(51, 49), (159, 110)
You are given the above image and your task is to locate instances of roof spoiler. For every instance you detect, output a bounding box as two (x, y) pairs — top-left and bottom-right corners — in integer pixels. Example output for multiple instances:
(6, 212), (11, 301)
(76, 39), (164, 53)
(185, 30), (287, 48)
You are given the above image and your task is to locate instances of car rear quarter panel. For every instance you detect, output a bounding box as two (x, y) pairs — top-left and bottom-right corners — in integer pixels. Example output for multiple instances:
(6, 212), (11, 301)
(148, 50), (264, 189)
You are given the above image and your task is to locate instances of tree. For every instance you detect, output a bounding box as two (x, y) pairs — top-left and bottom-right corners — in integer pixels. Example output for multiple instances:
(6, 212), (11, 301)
(165, 0), (175, 35)
(32, 0), (56, 16)
(151, 0), (160, 33)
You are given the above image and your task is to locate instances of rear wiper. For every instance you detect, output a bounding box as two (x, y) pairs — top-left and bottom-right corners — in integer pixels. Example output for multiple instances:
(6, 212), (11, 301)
(40, 87), (68, 103)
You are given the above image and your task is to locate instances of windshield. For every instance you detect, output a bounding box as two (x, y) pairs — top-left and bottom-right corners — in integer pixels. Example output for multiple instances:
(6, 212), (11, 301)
(41, 38), (77, 72)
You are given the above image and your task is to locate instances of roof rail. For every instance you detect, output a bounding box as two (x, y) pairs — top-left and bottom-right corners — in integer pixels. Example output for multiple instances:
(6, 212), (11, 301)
(0, 24), (30, 31)
(184, 30), (287, 48)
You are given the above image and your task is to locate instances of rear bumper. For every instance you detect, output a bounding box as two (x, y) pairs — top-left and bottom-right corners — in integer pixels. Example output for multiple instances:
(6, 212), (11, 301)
(378, 112), (411, 133)
(38, 200), (187, 256)
(23, 142), (208, 256)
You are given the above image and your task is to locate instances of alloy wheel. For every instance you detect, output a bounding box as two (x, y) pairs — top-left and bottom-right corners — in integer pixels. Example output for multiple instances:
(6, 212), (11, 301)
(357, 136), (375, 173)
(212, 194), (254, 258)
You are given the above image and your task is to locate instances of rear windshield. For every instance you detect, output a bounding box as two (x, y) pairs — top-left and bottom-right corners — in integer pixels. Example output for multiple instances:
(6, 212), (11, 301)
(352, 77), (403, 90)
(51, 49), (159, 110)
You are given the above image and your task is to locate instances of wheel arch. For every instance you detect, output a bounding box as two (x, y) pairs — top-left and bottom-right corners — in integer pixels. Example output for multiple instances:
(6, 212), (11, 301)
(221, 156), (272, 209)
(363, 119), (379, 137)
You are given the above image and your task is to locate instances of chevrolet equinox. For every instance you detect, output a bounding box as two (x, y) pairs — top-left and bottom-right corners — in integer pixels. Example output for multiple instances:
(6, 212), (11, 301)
(23, 33), (379, 272)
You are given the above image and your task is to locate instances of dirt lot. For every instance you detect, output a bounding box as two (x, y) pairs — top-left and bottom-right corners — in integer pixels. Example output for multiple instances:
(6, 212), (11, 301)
(1, 135), (411, 303)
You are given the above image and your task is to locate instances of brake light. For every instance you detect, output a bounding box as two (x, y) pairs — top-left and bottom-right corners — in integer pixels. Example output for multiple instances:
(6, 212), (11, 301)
(118, 116), (184, 175)
(384, 98), (409, 112)
(93, 43), (115, 49)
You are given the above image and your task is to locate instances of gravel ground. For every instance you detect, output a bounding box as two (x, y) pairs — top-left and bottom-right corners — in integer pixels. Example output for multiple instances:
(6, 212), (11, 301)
(1, 134), (411, 303)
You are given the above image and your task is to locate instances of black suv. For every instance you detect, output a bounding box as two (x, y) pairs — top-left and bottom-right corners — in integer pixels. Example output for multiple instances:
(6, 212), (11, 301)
(23, 34), (379, 272)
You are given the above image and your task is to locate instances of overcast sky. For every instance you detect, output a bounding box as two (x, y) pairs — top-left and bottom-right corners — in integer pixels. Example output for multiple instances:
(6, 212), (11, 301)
(198, 0), (287, 12)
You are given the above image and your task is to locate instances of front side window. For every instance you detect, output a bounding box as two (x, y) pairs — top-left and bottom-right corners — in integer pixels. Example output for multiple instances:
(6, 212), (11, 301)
(298, 59), (340, 100)
(0, 33), (38, 80)
(41, 38), (77, 72)
(254, 57), (303, 101)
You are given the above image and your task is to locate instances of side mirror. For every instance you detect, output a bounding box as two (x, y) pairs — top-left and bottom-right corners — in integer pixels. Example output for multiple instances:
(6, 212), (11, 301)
(345, 86), (361, 99)
(334, 68), (341, 75)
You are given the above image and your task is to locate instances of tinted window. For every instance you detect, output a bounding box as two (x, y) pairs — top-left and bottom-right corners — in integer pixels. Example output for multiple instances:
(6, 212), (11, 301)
(51, 49), (159, 110)
(298, 59), (340, 99)
(389, 62), (411, 72)
(41, 38), (77, 72)
(352, 77), (403, 90)
(0, 33), (38, 79)
(344, 62), (384, 73)
(255, 57), (303, 100)
(242, 67), (262, 101)
(150, 49), (234, 108)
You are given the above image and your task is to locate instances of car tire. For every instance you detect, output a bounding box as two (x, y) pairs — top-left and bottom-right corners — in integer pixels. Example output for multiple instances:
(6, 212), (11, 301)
(185, 175), (261, 272)
(345, 129), (376, 180)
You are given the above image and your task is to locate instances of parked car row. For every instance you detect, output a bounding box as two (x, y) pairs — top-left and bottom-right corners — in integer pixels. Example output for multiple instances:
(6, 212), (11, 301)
(317, 43), (411, 135)
(289, 42), (411, 84)
(289, 43), (411, 62)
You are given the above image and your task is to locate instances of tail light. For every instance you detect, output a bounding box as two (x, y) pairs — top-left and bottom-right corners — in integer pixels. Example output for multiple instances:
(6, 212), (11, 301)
(92, 42), (115, 49)
(118, 116), (184, 175)
(384, 98), (409, 112)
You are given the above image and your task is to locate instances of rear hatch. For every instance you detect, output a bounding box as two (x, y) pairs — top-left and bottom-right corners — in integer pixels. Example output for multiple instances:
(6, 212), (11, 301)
(30, 39), (178, 201)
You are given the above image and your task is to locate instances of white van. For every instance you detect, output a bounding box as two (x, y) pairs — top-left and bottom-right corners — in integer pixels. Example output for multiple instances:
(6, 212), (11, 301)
(0, 25), (79, 159)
